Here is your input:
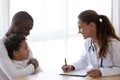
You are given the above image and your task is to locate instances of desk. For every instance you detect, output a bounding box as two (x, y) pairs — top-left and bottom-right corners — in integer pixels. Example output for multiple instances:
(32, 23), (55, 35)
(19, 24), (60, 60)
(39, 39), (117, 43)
(15, 70), (120, 80)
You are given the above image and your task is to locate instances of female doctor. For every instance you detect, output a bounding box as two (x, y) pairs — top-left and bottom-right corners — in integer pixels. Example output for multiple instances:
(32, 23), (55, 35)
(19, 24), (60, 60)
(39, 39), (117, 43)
(61, 10), (120, 78)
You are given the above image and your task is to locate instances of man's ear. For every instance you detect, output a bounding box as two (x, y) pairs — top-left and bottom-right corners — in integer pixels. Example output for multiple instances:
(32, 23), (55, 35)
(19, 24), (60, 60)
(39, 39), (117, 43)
(13, 21), (21, 28)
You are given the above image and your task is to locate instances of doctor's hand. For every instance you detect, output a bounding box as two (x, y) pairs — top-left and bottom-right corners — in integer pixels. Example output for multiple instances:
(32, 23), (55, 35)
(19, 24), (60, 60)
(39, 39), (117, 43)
(61, 65), (75, 72)
(87, 69), (101, 78)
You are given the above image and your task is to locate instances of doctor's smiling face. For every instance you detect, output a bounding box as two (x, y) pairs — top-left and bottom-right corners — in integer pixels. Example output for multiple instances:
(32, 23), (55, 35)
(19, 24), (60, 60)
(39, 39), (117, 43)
(78, 19), (96, 39)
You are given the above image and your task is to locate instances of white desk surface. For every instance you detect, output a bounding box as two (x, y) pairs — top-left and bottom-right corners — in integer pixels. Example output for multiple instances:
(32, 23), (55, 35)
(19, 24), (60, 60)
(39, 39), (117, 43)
(14, 70), (120, 80)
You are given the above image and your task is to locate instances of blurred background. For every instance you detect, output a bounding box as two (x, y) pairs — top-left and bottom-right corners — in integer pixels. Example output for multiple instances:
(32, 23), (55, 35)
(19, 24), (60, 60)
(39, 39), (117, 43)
(0, 0), (120, 71)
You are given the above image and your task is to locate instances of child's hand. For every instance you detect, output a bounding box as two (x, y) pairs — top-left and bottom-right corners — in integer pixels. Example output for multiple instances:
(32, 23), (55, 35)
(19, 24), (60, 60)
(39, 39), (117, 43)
(28, 58), (39, 70)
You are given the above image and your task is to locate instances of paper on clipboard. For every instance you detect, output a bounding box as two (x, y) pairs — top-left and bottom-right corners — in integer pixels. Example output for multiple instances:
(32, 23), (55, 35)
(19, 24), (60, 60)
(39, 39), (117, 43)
(60, 69), (88, 77)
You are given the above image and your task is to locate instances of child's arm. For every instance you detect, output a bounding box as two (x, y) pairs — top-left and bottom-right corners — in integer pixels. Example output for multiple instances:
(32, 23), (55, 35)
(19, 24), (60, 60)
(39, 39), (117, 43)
(28, 58), (39, 73)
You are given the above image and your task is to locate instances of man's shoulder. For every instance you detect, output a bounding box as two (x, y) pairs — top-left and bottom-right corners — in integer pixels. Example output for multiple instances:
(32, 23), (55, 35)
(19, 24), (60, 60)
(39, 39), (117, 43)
(0, 35), (7, 43)
(0, 35), (7, 49)
(0, 35), (9, 59)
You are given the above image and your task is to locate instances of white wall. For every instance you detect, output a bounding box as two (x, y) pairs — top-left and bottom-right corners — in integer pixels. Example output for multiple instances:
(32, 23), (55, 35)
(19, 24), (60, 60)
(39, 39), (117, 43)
(111, 0), (120, 36)
(0, 0), (9, 36)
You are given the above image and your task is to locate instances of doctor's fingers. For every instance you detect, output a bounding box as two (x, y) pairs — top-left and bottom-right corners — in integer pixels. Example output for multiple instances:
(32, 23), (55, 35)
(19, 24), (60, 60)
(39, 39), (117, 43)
(62, 65), (68, 72)
(88, 73), (101, 78)
(62, 65), (72, 72)
(87, 70), (101, 78)
(87, 69), (100, 73)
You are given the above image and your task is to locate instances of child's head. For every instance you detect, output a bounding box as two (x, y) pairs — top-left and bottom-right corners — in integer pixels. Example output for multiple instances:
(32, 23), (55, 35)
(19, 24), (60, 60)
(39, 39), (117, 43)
(5, 34), (29, 61)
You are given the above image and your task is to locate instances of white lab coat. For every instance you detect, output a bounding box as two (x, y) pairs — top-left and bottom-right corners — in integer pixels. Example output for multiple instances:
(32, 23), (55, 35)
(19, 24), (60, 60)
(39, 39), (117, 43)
(0, 36), (42, 80)
(72, 38), (120, 76)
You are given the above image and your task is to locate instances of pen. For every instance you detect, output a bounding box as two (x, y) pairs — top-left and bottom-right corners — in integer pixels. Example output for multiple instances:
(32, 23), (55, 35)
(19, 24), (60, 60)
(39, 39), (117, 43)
(65, 58), (67, 66)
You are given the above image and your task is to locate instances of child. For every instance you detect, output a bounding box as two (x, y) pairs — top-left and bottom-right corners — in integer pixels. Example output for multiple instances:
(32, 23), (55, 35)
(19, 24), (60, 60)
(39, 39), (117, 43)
(4, 34), (39, 73)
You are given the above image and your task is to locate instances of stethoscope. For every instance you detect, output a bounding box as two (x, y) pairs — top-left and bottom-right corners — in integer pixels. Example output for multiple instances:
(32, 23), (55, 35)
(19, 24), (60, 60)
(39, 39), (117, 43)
(88, 39), (96, 52)
(88, 39), (103, 68)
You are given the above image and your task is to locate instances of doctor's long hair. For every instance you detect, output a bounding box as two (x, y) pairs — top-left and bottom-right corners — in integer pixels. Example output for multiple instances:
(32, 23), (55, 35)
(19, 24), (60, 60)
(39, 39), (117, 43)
(78, 10), (120, 58)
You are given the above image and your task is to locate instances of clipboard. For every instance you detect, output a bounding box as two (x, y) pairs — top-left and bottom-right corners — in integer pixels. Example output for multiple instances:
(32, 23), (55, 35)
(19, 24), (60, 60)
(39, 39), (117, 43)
(60, 73), (87, 77)
(59, 69), (88, 77)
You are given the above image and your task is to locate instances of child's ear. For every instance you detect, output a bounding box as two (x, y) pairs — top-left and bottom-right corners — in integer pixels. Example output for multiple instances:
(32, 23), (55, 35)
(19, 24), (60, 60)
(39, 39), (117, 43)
(13, 51), (19, 57)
